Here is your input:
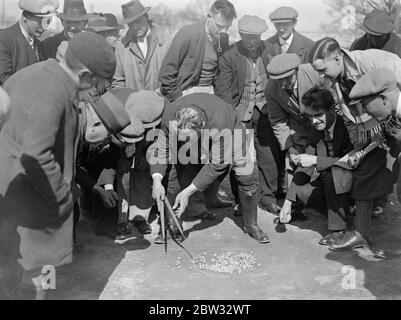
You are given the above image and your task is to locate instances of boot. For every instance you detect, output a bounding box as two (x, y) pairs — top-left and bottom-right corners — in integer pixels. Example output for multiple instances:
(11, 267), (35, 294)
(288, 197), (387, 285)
(238, 189), (270, 244)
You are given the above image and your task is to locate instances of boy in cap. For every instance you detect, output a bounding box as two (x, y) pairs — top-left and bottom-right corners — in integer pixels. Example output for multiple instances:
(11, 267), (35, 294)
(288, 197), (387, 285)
(0, 32), (116, 299)
(351, 9), (401, 58)
(265, 53), (324, 221)
(40, 0), (90, 60)
(215, 15), (282, 214)
(159, 0), (236, 100)
(266, 6), (314, 63)
(112, 0), (170, 91)
(309, 38), (395, 250)
(0, 0), (59, 84)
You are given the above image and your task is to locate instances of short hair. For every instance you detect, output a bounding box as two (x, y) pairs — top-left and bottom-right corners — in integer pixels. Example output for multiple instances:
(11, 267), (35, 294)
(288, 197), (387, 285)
(210, 0), (237, 20)
(309, 37), (341, 64)
(302, 86), (335, 113)
(175, 106), (206, 131)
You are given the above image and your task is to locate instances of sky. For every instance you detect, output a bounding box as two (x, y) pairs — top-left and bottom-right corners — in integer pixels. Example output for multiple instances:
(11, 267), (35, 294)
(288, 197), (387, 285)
(2, 0), (331, 32)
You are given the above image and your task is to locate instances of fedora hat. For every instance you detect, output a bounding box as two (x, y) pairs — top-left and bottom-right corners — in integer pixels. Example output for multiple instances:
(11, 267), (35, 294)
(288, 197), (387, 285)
(88, 13), (123, 33)
(58, 0), (91, 21)
(361, 9), (394, 36)
(120, 0), (151, 25)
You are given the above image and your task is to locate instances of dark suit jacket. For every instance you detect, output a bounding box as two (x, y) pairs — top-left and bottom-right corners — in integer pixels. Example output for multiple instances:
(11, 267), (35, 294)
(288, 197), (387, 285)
(265, 63), (324, 151)
(159, 22), (229, 101)
(265, 30), (314, 63)
(214, 40), (276, 113)
(0, 23), (39, 85)
(39, 31), (68, 60)
(149, 93), (244, 192)
(351, 32), (401, 58)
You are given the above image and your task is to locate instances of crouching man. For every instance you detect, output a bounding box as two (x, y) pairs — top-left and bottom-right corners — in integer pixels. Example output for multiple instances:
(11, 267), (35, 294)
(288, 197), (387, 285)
(149, 93), (270, 243)
(279, 87), (355, 246)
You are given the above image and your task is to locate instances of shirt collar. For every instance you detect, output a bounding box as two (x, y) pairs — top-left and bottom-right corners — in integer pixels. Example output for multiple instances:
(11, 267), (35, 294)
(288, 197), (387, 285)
(19, 20), (34, 45)
(279, 32), (294, 46)
(138, 28), (151, 43)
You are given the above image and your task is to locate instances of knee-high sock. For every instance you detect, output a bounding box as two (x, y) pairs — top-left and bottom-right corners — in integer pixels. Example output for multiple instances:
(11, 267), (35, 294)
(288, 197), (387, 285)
(354, 200), (373, 240)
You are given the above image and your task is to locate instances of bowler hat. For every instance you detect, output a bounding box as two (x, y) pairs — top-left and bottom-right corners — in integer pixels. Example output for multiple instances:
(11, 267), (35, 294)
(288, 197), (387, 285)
(269, 6), (298, 23)
(361, 9), (394, 36)
(18, 0), (59, 16)
(238, 15), (268, 35)
(125, 90), (165, 129)
(266, 53), (301, 79)
(88, 13), (124, 33)
(58, 0), (91, 21)
(349, 69), (398, 105)
(120, 0), (151, 25)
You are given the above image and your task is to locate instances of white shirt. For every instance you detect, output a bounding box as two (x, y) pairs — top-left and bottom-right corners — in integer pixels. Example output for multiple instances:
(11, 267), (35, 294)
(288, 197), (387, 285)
(19, 21), (35, 50)
(279, 32), (294, 54)
(396, 93), (401, 117)
(137, 28), (151, 59)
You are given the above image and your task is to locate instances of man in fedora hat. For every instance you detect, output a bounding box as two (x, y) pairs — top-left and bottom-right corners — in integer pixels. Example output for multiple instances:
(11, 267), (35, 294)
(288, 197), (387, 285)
(266, 6), (314, 63)
(159, 0), (236, 101)
(112, 0), (170, 92)
(0, 32), (116, 300)
(351, 9), (401, 58)
(0, 0), (59, 85)
(215, 15), (283, 215)
(40, 0), (91, 60)
(87, 13), (123, 49)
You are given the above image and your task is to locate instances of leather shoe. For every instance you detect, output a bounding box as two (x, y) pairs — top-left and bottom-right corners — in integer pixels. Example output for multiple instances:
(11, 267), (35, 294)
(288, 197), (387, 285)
(291, 205), (307, 222)
(244, 225), (270, 244)
(194, 210), (217, 220)
(319, 231), (345, 246)
(133, 220), (152, 235)
(329, 231), (368, 251)
(260, 203), (281, 215)
(207, 198), (233, 209)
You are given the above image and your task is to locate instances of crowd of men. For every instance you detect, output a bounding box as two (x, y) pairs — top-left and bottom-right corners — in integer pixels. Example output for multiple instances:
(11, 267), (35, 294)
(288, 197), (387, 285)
(1, 0), (401, 300)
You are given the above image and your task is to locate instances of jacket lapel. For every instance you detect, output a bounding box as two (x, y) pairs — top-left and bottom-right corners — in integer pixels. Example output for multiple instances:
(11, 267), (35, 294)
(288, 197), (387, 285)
(15, 23), (38, 63)
(287, 31), (304, 54)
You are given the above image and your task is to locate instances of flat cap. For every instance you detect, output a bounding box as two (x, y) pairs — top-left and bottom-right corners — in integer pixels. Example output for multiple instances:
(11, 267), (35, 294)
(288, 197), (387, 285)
(126, 90), (165, 129)
(86, 89), (145, 144)
(349, 69), (398, 105)
(269, 6), (298, 23)
(19, 0), (59, 15)
(361, 9), (394, 35)
(266, 53), (301, 79)
(238, 15), (268, 35)
(67, 32), (116, 79)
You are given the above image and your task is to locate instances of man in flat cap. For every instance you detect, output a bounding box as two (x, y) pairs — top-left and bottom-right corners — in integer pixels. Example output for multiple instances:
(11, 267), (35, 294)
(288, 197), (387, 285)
(349, 68), (401, 204)
(309, 38), (395, 250)
(266, 6), (314, 63)
(159, 0), (236, 101)
(0, 0), (59, 85)
(215, 15), (282, 215)
(351, 9), (401, 58)
(265, 53), (324, 221)
(149, 93), (270, 244)
(112, 0), (170, 92)
(0, 32), (116, 299)
(40, 0), (90, 60)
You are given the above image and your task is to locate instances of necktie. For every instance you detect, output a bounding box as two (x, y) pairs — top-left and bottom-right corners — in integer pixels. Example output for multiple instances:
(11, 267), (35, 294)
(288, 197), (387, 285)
(324, 130), (335, 157)
(282, 41), (289, 53)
